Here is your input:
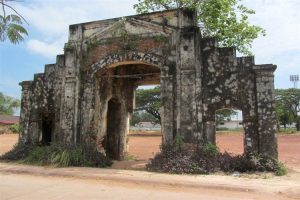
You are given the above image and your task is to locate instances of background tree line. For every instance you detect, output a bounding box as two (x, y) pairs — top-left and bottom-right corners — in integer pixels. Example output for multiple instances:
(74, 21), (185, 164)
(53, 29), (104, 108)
(275, 88), (300, 131)
(132, 87), (237, 126)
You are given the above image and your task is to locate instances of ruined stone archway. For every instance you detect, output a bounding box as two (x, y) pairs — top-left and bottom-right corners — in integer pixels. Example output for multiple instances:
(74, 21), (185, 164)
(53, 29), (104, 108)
(19, 9), (278, 160)
(85, 54), (166, 160)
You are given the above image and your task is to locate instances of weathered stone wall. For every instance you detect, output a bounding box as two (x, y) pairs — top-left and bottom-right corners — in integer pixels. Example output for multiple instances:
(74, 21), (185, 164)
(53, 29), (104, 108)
(19, 9), (278, 159)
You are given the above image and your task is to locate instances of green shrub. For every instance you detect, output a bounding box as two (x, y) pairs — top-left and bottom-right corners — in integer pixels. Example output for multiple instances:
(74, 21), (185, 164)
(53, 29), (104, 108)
(9, 124), (20, 133)
(203, 142), (219, 157)
(1, 142), (112, 168)
(275, 163), (288, 176)
(173, 133), (183, 151)
(147, 143), (284, 175)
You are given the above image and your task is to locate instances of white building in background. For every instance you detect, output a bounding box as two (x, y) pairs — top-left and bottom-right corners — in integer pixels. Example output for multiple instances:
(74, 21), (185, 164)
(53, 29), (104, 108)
(217, 120), (243, 130)
(130, 121), (161, 131)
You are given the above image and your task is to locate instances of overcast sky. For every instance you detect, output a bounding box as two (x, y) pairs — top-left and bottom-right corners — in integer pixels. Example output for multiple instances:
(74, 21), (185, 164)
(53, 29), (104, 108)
(0, 0), (300, 100)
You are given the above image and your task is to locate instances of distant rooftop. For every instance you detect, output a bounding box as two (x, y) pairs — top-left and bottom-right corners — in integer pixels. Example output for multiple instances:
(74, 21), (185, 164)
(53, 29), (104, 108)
(0, 115), (19, 125)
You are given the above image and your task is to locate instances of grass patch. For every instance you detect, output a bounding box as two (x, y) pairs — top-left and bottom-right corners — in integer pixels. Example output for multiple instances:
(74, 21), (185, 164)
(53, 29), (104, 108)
(0, 142), (112, 168)
(278, 128), (299, 135)
(275, 163), (288, 176)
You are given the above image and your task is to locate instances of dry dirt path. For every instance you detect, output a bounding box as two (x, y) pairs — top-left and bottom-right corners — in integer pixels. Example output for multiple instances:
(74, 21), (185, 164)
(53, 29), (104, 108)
(1, 163), (300, 200)
(1, 133), (300, 199)
(1, 132), (300, 171)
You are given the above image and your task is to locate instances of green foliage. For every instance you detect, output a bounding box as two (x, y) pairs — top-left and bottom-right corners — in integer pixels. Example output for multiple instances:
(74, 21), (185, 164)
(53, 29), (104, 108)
(123, 153), (136, 161)
(0, 14), (27, 43)
(0, 92), (20, 115)
(135, 86), (161, 123)
(203, 142), (219, 157)
(9, 123), (19, 133)
(134, 0), (265, 55)
(135, 88), (237, 125)
(147, 142), (284, 175)
(275, 89), (300, 131)
(173, 133), (183, 151)
(131, 111), (158, 125)
(215, 108), (237, 125)
(275, 163), (288, 176)
(0, 1), (28, 44)
(0, 143), (112, 168)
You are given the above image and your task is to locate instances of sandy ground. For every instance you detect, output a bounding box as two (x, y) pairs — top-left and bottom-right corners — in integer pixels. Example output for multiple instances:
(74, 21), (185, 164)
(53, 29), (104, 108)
(124, 132), (300, 171)
(1, 133), (300, 200)
(2, 166), (299, 200)
(1, 132), (300, 170)
(0, 134), (18, 155)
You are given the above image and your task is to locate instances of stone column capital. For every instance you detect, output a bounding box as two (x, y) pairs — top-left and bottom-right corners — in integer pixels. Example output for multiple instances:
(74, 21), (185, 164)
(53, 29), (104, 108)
(19, 81), (33, 91)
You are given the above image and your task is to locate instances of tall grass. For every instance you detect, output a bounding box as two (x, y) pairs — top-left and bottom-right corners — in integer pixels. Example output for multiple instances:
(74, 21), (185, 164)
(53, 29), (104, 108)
(0, 143), (112, 168)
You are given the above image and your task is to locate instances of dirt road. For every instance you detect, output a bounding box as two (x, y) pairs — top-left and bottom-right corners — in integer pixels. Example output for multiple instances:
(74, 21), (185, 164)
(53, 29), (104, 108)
(1, 132), (300, 170)
(1, 163), (300, 200)
(1, 133), (300, 200)
(127, 132), (300, 170)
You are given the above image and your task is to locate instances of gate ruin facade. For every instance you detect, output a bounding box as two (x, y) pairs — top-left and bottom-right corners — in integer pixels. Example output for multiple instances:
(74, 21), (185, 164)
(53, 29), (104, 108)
(19, 9), (278, 159)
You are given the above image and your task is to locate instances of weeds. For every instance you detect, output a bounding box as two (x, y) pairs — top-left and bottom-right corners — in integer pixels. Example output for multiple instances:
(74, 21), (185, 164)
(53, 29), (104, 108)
(0, 142), (112, 168)
(147, 142), (286, 175)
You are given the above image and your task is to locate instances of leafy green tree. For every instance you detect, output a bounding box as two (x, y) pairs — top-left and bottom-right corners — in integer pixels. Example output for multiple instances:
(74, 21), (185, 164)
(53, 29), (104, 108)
(216, 109), (237, 125)
(0, 0), (28, 44)
(134, 0), (265, 55)
(0, 92), (20, 115)
(135, 87), (161, 123)
(135, 87), (238, 125)
(131, 111), (158, 125)
(275, 89), (300, 131)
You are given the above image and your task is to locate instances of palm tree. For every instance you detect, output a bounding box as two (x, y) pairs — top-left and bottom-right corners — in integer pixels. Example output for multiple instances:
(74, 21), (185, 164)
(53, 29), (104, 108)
(0, 0), (28, 44)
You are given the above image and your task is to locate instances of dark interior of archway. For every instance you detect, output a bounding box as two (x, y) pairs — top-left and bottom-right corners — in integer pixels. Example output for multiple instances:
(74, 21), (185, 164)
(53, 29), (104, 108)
(105, 98), (122, 160)
(41, 114), (54, 145)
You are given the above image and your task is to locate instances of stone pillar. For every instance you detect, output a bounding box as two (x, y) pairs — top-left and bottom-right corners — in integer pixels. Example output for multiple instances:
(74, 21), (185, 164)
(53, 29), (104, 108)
(175, 9), (199, 143)
(19, 81), (32, 144)
(60, 50), (79, 143)
(243, 116), (259, 155)
(253, 65), (278, 158)
(161, 63), (175, 144)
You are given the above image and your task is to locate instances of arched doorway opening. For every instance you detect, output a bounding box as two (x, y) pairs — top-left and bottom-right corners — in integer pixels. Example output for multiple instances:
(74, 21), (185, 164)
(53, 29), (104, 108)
(40, 113), (54, 145)
(96, 60), (162, 163)
(215, 108), (244, 155)
(105, 98), (122, 160)
(128, 85), (162, 163)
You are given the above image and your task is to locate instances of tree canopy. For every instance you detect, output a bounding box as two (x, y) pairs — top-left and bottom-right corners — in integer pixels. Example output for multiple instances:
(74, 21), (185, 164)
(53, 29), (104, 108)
(0, 92), (20, 115)
(275, 89), (300, 131)
(134, 0), (265, 55)
(135, 87), (161, 123)
(0, 0), (28, 44)
(134, 86), (238, 125)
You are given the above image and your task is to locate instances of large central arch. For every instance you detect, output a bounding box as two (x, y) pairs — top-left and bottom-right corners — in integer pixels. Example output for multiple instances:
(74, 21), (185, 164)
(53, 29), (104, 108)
(79, 53), (174, 159)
